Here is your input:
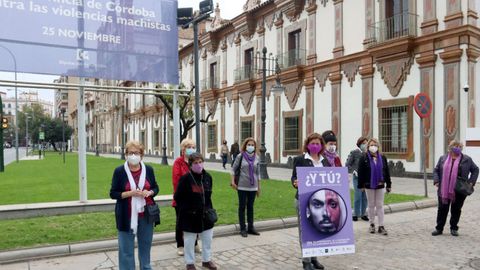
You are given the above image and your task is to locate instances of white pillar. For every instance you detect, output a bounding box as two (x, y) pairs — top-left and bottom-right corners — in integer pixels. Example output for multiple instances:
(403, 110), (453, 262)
(78, 78), (88, 202)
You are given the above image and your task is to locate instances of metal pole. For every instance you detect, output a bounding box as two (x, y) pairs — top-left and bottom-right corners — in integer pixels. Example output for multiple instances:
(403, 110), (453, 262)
(259, 47), (269, 179)
(0, 95), (4, 172)
(95, 114), (99, 156)
(161, 106), (168, 165)
(421, 119), (428, 197)
(0, 44), (19, 163)
(173, 91), (180, 159)
(62, 111), (65, 164)
(120, 94), (125, 160)
(26, 115), (29, 157)
(193, 21), (201, 153)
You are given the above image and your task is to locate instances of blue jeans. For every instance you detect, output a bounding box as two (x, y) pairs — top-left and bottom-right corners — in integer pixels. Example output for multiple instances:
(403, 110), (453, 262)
(353, 175), (367, 217)
(118, 217), (154, 270)
(184, 229), (213, 264)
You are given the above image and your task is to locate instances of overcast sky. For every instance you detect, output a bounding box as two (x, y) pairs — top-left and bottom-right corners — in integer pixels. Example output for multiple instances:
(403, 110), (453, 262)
(0, 1), (246, 102)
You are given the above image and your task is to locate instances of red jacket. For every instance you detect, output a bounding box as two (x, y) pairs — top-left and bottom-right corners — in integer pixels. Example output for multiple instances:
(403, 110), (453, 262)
(172, 156), (190, 207)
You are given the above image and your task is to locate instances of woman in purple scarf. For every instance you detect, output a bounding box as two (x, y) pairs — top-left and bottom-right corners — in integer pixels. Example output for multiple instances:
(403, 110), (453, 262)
(230, 137), (261, 238)
(358, 138), (392, 235)
(432, 140), (478, 237)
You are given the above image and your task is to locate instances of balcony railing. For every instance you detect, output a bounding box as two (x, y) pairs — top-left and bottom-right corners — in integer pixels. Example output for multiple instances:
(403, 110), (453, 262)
(366, 12), (418, 46)
(201, 76), (220, 90)
(277, 49), (306, 69)
(234, 65), (255, 82)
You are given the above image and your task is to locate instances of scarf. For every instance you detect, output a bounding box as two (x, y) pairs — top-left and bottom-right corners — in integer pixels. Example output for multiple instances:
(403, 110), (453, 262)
(242, 151), (256, 186)
(440, 154), (461, 204)
(124, 161), (146, 235)
(323, 150), (338, 167)
(367, 151), (383, 188)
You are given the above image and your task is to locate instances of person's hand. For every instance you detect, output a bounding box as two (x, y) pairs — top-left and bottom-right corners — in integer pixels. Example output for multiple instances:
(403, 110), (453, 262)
(142, 190), (153, 198)
(256, 189), (261, 197)
(361, 188), (365, 192)
(386, 187), (391, 193)
(353, 171), (358, 177)
(293, 179), (298, 188)
(230, 182), (237, 190)
(131, 190), (144, 197)
(434, 183), (439, 188)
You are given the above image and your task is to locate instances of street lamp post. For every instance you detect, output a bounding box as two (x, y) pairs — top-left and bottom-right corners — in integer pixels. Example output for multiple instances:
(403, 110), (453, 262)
(120, 94), (125, 160)
(161, 106), (168, 165)
(61, 108), (66, 164)
(95, 114), (99, 157)
(25, 114), (31, 157)
(0, 44), (19, 163)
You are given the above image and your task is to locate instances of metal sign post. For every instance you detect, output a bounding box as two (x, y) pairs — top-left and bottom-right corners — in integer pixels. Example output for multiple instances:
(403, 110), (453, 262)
(414, 93), (433, 198)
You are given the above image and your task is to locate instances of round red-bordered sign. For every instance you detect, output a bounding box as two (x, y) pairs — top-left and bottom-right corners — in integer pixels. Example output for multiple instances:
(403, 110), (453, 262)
(414, 93), (432, 119)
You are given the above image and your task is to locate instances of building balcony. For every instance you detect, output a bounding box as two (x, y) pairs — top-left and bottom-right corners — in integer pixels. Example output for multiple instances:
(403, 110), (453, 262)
(366, 12), (418, 47)
(201, 76), (220, 90)
(234, 65), (256, 82)
(277, 49), (306, 69)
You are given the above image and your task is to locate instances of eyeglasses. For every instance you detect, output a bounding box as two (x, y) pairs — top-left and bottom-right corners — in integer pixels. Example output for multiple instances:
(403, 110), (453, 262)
(127, 151), (141, 155)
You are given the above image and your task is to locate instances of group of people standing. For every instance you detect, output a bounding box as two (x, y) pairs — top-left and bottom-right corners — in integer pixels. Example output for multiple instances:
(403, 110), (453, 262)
(109, 132), (477, 270)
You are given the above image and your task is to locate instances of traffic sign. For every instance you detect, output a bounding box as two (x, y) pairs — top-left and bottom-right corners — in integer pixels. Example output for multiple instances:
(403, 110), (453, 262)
(414, 93), (432, 119)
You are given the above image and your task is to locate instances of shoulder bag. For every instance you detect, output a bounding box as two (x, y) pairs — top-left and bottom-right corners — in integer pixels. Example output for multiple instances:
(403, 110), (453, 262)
(234, 154), (243, 185)
(455, 176), (474, 196)
(145, 200), (161, 226)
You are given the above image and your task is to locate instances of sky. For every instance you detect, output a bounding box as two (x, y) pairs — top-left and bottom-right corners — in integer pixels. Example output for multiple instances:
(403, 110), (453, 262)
(0, 0), (247, 103)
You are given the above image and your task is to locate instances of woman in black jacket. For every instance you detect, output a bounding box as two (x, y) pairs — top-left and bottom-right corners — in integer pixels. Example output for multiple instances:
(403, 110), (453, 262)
(431, 140), (478, 236)
(358, 138), (391, 236)
(291, 133), (328, 270)
(174, 152), (217, 270)
(109, 141), (159, 270)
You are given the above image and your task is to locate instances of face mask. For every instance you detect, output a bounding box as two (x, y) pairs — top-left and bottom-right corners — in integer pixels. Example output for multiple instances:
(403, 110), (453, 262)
(307, 144), (322, 155)
(185, 148), (196, 156)
(451, 147), (462, 155)
(246, 145), (255, 153)
(369, 146), (378, 153)
(360, 144), (367, 152)
(127, 154), (141, 166)
(327, 145), (336, 153)
(191, 163), (204, 174)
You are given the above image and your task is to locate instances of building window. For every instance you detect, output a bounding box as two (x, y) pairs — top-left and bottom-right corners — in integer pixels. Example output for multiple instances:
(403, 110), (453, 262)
(140, 130), (146, 146)
(207, 121), (218, 152)
(209, 62), (218, 89)
(283, 110), (303, 156)
(153, 129), (160, 150)
(385, 0), (410, 39)
(240, 116), (255, 143)
(378, 96), (414, 161)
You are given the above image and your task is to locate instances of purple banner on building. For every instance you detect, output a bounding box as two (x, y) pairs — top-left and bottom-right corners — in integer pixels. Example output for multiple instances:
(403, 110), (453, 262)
(297, 167), (355, 257)
(0, 0), (178, 84)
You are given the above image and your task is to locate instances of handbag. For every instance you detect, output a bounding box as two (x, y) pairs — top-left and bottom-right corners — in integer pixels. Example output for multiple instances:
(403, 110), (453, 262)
(455, 176), (474, 196)
(204, 208), (218, 224)
(234, 154), (243, 185)
(145, 202), (161, 226)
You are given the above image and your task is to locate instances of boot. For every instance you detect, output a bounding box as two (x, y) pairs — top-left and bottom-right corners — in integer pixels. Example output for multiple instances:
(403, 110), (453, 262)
(311, 258), (325, 270)
(302, 262), (315, 270)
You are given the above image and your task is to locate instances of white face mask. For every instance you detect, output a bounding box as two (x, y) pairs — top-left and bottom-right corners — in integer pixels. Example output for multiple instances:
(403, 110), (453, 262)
(369, 146), (378, 153)
(327, 145), (336, 153)
(246, 145), (255, 153)
(127, 154), (141, 166)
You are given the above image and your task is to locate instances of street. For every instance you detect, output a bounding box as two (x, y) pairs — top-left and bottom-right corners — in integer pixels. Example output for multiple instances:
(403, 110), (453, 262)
(3, 147), (26, 166)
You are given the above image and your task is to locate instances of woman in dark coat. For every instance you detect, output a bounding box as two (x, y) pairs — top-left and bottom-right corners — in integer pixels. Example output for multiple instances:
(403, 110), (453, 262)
(291, 133), (328, 270)
(358, 138), (391, 236)
(431, 140), (478, 237)
(174, 152), (217, 270)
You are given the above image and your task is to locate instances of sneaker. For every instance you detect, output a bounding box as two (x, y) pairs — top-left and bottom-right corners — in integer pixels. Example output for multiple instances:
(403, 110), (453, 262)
(378, 226), (388, 235)
(450, 229), (459, 236)
(369, 224), (375, 233)
(352, 216), (358, 222)
(195, 245), (202, 253)
(186, 264), (196, 270)
(201, 261), (218, 270)
(177, 247), (184, 256)
(361, 215), (369, 221)
(431, 230), (443, 236)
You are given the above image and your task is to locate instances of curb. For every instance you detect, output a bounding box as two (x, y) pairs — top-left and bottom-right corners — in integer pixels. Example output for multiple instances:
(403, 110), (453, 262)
(0, 199), (437, 265)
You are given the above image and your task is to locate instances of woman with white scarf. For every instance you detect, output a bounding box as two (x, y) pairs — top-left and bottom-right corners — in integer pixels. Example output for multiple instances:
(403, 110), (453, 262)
(110, 141), (159, 270)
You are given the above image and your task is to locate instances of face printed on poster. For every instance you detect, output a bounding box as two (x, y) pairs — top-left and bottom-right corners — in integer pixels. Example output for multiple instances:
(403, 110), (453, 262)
(297, 167), (355, 257)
